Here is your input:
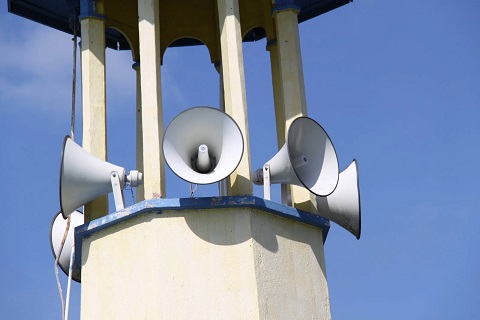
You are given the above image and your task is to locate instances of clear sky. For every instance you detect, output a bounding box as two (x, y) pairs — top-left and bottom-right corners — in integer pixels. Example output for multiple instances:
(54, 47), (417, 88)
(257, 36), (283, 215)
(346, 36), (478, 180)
(1, 1), (479, 319)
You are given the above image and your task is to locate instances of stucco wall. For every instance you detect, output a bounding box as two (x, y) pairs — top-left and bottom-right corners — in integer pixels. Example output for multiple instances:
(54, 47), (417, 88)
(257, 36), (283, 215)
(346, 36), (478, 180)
(81, 207), (330, 319)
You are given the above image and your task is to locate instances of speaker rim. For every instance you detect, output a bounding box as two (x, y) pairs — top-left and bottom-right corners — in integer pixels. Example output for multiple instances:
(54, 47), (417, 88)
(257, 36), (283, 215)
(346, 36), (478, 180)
(59, 135), (71, 219)
(316, 159), (362, 239)
(50, 210), (83, 282)
(287, 116), (340, 197)
(352, 159), (361, 239)
(162, 106), (245, 185)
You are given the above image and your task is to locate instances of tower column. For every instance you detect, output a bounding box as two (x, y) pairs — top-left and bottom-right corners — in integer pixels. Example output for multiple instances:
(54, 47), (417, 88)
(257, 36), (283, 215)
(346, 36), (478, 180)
(272, 6), (317, 213)
(137, 0), (165, 199)
(267, 39), (290, 206)
(216, 0), (253, 196)
(133, 62), (145, 202)
(79, 1), (108, 222)
(215, 61), (228, 196)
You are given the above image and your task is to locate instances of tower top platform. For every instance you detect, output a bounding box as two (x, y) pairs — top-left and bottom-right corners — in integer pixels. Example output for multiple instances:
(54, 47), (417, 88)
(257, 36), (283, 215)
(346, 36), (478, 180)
(75, 195), (330, 271)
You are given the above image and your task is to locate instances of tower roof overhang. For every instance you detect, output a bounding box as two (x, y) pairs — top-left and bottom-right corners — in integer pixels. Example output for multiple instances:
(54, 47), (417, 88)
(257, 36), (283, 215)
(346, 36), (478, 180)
(8, 0), (351, 53)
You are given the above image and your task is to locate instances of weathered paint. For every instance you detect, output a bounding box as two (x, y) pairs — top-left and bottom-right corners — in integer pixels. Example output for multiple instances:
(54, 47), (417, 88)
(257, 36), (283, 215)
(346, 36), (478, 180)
(80, 11), (109, 222)
(138, 0), (166, 199)
(217, 0), (253, 196)
(77, 196), (331, 319)
(75, 196), (329, 269)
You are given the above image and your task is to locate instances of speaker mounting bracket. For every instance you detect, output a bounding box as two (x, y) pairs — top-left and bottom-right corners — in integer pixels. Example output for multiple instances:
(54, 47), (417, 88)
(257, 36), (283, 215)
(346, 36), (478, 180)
(111, 172), (125, 211)
(263, 164), (271, 200)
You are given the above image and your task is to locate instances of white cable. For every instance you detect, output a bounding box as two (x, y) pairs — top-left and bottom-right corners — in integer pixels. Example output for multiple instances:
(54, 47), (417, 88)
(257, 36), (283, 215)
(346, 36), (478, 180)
(65, 245), (75, 320)
(54, 215), (70, 320)
(190, 183), (198, 197)
(54, 261), (65, 320)
(69, 15), (78, 140)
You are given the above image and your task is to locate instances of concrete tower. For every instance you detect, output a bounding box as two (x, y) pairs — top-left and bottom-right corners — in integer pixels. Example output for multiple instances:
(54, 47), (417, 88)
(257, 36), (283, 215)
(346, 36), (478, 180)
(9, 0), (352, 319)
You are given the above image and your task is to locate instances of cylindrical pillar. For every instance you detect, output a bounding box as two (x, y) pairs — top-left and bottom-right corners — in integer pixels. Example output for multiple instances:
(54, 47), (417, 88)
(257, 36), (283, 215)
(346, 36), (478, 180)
(133, 61), (145, 202)
(272, 6), (317, 213)
(137, 0), (166, 199)
(80, 1), (108, 222)
(217, 0), (253, 196)
(267, 39), (290, 206)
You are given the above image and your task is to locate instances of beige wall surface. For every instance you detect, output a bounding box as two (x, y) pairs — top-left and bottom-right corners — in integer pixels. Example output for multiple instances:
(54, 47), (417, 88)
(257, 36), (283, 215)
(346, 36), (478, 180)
(81, 207), (330, 319)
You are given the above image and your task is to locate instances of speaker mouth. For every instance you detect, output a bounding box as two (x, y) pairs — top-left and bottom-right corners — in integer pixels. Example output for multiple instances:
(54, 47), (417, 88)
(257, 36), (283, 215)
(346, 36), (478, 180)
(315, 159), (361, 239)
(49, 211), (64, 272)
(50, 210), (83, 282)
(59, 135), (70, 219)
(163, 106), (244, 185)
(353, 159), (361, 240)
(287, 117), (339, 197)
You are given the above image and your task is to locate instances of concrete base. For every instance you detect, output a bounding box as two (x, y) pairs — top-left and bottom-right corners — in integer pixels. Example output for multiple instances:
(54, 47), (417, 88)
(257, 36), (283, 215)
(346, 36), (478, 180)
(76, 196), (331, 319)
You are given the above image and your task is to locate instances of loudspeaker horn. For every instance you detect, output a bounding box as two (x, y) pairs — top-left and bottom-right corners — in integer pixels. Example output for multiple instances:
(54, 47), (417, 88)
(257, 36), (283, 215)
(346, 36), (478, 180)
(316, 159), (361, 239)
(252, 116), (339, 198)
(60, 136), (143, 218)
(163, 107), (244, 185)
(50, 210), (84, 282)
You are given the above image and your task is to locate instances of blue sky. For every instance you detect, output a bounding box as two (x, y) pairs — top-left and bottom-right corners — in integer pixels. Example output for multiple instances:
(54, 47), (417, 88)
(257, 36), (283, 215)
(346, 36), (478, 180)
(1, 1), (479, 319)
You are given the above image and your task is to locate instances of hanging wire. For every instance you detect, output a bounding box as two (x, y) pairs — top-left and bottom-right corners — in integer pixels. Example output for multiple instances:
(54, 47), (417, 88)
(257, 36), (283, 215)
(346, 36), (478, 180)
(64, 245), (75, 320)
(54, 13), (78, 320)
(54, 215), (71, 320)
(190, 183), (198, 198)
(69, 15), (78, 140)
(125, 185), (135, 204)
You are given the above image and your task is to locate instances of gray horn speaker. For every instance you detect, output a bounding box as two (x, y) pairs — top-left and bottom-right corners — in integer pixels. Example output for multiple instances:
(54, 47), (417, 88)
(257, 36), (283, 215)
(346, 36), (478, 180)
(59, 136), (143, 218)
(253, 116), (339, 197)
(50, 210), (84, 282)
(316, 159), (361, 239)
(163, 107), (244, 185)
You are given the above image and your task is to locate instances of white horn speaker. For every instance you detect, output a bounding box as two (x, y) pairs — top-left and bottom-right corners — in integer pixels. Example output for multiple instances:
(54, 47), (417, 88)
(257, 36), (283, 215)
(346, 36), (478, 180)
(316, 159), (361, 239)
(60, 136), (143, 218)
(50, 210), (84, 282)
(163, 107), (244, 185)
(252, 116), (339, 198)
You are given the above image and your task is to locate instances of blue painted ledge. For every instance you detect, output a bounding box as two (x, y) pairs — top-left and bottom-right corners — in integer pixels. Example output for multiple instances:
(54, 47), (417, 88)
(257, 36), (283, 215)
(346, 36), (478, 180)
(74, 196), (330, 270)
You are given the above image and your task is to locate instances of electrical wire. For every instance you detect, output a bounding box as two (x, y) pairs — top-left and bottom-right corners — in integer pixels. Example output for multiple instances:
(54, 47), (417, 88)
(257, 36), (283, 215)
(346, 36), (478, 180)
(125, 185), (135, 204)
(54, 216), (71, 320)
(70, 15), (78, 140)
(64, 245), (75, 320)
(54, 13), (77, 320)
(190, 183), (198, 197)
